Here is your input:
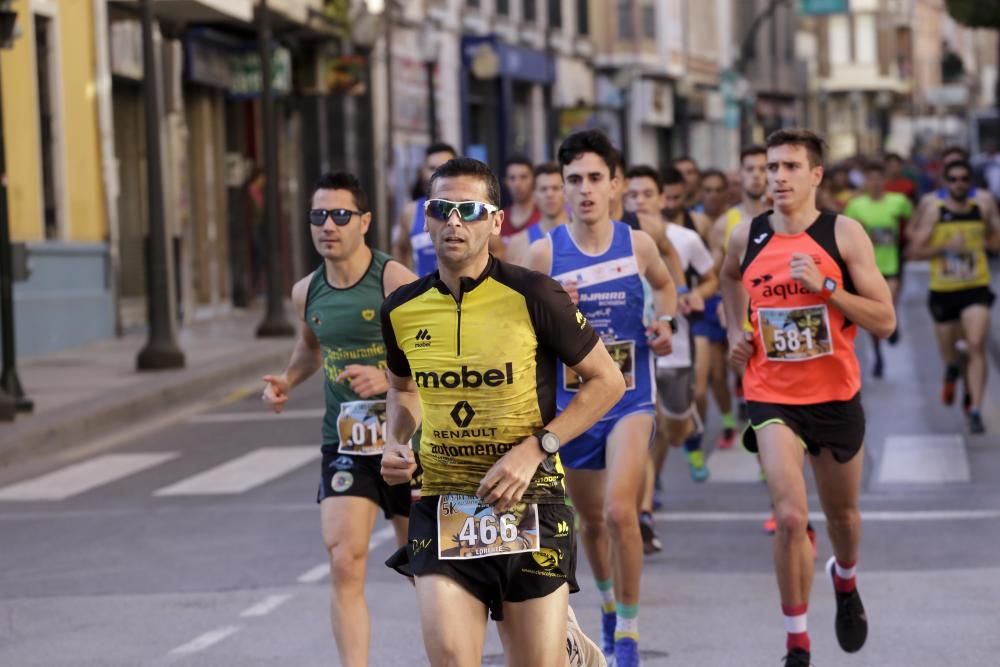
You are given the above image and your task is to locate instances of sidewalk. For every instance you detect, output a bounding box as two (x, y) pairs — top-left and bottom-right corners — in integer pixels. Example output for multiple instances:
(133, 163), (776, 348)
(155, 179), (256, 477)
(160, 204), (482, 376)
(0, 309), (294, 467)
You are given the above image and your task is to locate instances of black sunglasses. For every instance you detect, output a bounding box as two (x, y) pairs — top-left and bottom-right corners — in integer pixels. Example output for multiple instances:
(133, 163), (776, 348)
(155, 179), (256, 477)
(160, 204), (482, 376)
(424, 199), (499, 222)
(946, 174), (971, 184)
(309, 208), (364, 226)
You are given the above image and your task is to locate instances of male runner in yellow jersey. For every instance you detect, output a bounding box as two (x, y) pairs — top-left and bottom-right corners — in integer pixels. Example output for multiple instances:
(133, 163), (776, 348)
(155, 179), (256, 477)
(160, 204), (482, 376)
(908, 159), (1000, 434)
(381, 156), (624, 666)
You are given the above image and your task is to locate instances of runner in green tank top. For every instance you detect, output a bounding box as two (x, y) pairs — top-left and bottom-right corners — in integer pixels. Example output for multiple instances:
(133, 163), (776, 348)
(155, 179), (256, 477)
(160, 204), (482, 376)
(261, 172), (418, 667)
(843, 160), (912, 378)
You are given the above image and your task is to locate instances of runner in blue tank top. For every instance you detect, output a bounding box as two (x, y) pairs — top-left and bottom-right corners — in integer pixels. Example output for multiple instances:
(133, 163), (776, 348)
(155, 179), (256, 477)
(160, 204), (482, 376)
(505, 162), (569, 267)
(392, 142), (456, 276)
(526, 130), (677, 667)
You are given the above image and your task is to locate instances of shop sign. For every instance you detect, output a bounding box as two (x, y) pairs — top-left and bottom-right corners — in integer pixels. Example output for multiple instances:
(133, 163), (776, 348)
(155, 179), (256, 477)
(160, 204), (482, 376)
(328, 54), (368, 95)
(230, 47), (292, 97)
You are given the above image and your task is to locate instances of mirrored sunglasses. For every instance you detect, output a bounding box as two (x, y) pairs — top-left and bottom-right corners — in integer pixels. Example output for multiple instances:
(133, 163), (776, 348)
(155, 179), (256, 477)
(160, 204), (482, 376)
(424, 199), (499, 222)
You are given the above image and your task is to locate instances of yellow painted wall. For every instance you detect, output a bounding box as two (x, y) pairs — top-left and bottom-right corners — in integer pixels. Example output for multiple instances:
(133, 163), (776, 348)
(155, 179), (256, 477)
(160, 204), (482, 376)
(58, 0), (107, 242)
(0, 0), (43, 242)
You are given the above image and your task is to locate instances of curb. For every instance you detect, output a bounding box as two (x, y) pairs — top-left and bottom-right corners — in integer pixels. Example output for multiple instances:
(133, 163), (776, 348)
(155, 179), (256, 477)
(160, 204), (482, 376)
(0, 346), (290, 469)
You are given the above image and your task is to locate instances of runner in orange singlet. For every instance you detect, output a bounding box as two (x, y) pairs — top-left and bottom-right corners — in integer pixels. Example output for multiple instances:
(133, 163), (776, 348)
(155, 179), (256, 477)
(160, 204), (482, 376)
(720, 130), (895, 667)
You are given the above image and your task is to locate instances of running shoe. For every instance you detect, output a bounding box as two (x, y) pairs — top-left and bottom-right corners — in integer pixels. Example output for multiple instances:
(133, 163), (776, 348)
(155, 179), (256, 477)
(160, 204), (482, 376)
(782, 648), (812, 666)
(717, 427), (737, 450)
(968, 410), (985, 434)
(962, 389), (972, 415)
(639, 513), (663, 555)
(613, 637), (640, 667)
(888, 328), (899, 345)
(942, 366), (960, 405)
(763, 513), (777, 535)
(601, 610), (616, 656)
(826, 556), (868, 653)
(686, 449), (710, 482)
(567, 605), (608, 667)
(872, 356), (883, 379)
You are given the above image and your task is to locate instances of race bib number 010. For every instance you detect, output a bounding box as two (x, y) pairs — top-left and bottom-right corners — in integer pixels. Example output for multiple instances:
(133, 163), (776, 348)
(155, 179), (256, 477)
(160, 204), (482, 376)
(336, 400), (388, 455)
(437, 494), (540, 560)
(758, 305), (833, 362)
(564, 340), (635, 391)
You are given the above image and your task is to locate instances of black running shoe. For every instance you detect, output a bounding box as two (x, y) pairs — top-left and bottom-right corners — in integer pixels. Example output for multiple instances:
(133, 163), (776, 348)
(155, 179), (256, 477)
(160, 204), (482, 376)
(888, 328), (899, 345)
(639, 514), (663, 554)
(826, 556), (868, 653)
(968, 411), (985, 434)
(872, 357), (883, 379)
(782, 648), (811, 666)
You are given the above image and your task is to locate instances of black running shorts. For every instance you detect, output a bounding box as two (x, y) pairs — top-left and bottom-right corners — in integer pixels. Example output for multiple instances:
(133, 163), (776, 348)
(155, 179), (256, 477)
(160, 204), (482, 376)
(317, 450), (413, 519)
(741, 392), (866, 464)
(928, 287), (995, 323)
(385, 496), (578, 621)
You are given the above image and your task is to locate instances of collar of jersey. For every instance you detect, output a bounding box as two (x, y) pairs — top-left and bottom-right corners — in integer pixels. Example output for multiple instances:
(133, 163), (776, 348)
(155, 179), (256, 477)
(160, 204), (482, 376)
(432, 254), (496, 298)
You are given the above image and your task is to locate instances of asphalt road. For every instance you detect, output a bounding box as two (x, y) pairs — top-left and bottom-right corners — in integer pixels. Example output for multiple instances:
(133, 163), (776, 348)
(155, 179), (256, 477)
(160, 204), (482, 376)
(1, 265), (999, 666)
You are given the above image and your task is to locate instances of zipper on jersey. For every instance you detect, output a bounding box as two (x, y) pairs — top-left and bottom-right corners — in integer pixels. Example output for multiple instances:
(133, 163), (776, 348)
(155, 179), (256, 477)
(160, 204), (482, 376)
(455, 302), (462, 356)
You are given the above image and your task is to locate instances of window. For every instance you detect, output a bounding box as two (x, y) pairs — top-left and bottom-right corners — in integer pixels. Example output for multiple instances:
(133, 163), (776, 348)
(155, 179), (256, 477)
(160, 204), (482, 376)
(576, 0), (588, 35)
(641, 1), (655, 40)
(617, 0), (633, 40)
(35, 14), (61, 240)
(466, 0), (480, 7)
(548, 0), (562, 28)
(524, 0), (536, 22)
(497, 0), (509, 15)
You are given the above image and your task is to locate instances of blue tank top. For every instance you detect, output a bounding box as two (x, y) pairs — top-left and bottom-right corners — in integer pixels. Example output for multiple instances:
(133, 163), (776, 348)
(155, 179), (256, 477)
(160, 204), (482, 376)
(937, 186), (977, 200)
(550, 221), (655, 420)
(526, 222), (545, 244)
(410, 197), (437, 277)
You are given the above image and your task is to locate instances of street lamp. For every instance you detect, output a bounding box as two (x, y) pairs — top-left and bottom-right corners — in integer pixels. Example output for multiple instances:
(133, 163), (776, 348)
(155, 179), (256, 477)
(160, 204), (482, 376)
(255, 0), (295, 337)
(420, 29), (440, 142)
(0, 1), (32, 420)
(136, 0), (185, 369)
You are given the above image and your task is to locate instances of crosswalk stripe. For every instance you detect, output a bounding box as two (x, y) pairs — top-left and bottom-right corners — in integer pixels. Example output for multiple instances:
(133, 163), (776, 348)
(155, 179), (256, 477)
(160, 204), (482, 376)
(189, 409), (325, 424)
(168, 626), (241, 655)
(705, 446), (761, 483)
(154, 447), (318, 496)
(877, 434), (970, 484)
(0, 453), (179, 501)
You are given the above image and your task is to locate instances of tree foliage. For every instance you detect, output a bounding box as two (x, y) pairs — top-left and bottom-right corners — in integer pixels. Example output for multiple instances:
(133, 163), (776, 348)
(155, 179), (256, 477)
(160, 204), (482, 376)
(945, 0), (1000, 29)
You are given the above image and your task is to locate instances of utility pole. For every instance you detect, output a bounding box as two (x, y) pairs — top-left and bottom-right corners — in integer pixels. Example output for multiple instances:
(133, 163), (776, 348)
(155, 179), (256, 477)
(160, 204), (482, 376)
(255, 0), (294, 337)
(734, 0), (790, 146)
(136, 0), (185, 370)
(0, 1), (33, 418)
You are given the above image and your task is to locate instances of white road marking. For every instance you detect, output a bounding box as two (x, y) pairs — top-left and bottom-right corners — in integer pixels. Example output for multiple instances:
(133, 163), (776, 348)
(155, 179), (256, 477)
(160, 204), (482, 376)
(653, 509), (1000, 522)
(877, 434), (971, 484)
(189, 409), (325, 424)
(240, 594), (294, 618)
(154, 447), (318, 496)
(0, 453), (178, 501)
(297, 524), (398, 584)
(705, 446), (762, 482)
(168, 625), (241, 655)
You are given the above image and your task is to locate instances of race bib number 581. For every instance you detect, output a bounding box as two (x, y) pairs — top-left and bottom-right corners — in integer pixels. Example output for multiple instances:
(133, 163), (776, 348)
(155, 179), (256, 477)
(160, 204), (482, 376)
(437, 494), (539, 560)
(757, 305), (833, 362)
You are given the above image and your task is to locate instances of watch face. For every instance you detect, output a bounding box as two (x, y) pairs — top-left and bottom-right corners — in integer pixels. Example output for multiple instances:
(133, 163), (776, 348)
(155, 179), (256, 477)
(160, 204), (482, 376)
(541, 433), (560, 453)
(824, 278), (836, 292)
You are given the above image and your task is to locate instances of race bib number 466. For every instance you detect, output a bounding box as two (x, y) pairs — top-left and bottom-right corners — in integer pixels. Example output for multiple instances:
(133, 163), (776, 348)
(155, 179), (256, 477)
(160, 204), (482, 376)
(437, 494), (539, 560)
(336, 400), (388, 455)
(758, 305), (833, 362)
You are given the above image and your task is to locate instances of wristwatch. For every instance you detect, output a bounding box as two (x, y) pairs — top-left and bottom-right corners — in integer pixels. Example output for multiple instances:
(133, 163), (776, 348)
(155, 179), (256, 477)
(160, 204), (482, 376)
(533, 429), (561, 455)
(820, 277), (837, 300)
(658, 315), (679, 334)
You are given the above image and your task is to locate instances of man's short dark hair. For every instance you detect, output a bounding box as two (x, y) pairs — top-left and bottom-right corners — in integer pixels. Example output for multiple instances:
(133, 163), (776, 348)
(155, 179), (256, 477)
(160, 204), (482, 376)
(740, 144), (767, 164)
(864, 160), (886, 174)
(426, 142), (457, 158)
(672, 155), (698, 169)
(766, 128), (827, 168)
(557, 130), (619, 178)
(660, 166), (685, 187)
(884, 152), (904, 164)
(505, 155), (534, 174)
(315, 172), (368, 212)
(625, 165), (663, 192)
(534, 162), (562, 179)
(942, 145), (969, 164)
(943, 159), (973, 179)
(700, 168), (727, 186)
(429, 157), (502, 207)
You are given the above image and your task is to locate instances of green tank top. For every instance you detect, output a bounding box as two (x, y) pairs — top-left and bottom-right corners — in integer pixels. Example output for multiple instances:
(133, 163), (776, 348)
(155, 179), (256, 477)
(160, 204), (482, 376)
(305, 250), (391, 450)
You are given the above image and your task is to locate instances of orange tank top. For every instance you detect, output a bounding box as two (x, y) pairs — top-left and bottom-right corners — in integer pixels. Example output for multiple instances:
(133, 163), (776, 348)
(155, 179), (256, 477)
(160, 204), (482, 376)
(739, 211), (860, 405)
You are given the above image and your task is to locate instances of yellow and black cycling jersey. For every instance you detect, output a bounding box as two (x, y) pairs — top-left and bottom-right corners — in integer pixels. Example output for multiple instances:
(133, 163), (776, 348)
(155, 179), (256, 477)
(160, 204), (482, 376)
(381, 256), (599, 503)
(929, 202), (991, 292)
